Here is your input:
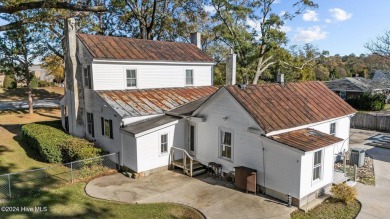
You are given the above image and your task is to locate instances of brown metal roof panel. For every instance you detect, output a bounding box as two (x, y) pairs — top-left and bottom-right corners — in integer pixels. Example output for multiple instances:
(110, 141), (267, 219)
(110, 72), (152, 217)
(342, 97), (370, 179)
(98, 91), (135, 117)
(270, 128), (343, 152)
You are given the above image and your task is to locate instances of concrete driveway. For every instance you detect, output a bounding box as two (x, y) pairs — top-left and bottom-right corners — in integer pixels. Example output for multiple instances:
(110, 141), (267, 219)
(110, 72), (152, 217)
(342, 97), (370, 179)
(86, 170), (295, 219)
(350, 129), (390, 219)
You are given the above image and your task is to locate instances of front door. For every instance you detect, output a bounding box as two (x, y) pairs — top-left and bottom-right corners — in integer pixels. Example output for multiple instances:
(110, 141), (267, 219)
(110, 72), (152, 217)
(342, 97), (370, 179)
(188, 124), (196, 156)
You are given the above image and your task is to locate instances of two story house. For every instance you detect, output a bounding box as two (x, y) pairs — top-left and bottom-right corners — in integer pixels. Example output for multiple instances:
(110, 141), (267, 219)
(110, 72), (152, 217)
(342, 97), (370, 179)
(61, 25), (356, 209)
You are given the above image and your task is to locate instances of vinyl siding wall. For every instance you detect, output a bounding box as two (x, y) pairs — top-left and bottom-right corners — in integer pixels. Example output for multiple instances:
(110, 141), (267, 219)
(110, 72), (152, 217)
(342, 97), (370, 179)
(135, 119), (186, 172)
(92, 62), (213, 90)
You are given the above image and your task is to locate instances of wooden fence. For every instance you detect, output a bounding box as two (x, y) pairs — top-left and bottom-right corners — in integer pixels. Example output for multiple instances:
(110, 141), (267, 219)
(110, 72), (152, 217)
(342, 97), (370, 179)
(351, 113), (390, 132)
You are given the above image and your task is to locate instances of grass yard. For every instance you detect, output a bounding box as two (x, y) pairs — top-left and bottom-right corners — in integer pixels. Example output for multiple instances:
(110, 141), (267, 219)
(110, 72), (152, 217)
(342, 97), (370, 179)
(291, 198), (361, 219)
(0, 109), (203, 219)
(0, 87), (64, 102)
(3, 182), (203, 219)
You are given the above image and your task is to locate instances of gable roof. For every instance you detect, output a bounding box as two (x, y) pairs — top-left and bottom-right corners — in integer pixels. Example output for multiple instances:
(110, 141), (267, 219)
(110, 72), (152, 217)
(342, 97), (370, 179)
(97, 86), (217, 118)
(224, 81), (357, 134)
(324, 77), (387, 92)
(270, 128), (343, 152)
(77, 34), (214, 63)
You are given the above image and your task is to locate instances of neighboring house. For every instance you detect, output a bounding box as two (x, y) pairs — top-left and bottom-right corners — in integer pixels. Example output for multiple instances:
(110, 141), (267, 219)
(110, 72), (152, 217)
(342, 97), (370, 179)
(61, 31), (356, 209)
(30, 65), (54, 82)
(324, 77), (389, 100)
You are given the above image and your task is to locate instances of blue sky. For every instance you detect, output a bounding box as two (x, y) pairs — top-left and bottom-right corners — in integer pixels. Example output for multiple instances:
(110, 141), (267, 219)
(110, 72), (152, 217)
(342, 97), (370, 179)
(1, 1), (389, 56)
(272, 0), (390, 55)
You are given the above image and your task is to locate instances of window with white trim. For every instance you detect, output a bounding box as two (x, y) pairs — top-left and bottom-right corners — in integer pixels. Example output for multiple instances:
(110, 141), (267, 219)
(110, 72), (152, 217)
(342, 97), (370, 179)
(126, 69), (137, 87)
(86, 112), (94, 137)
(330, 122), (336, 136)
(313, 150), (322, 181)
(186, 69), (193, 85)
(160, 133), (168, 154)
(220, 129), (232, 160)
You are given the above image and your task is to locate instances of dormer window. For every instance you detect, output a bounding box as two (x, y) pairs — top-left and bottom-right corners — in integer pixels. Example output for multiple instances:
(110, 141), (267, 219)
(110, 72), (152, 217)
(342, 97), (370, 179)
(186, 69), (193, 85)
(126, 69), (137, 88)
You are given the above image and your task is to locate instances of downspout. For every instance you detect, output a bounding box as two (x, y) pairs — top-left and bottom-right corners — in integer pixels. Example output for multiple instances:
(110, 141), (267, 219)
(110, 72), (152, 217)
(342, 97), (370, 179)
(259, 134), (266, 195)
(120, 121), (124, 167)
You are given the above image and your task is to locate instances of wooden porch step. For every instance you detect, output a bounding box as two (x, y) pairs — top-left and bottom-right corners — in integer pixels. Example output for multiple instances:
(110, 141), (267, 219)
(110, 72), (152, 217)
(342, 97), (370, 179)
(191, 168), (207, 177)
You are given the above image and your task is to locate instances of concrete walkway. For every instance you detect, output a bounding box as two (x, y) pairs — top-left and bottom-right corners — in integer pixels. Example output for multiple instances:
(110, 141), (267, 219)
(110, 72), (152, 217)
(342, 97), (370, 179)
(86, 170), (295, 219)
(0, 99), (60, 110)
(350, 129), (390, 219)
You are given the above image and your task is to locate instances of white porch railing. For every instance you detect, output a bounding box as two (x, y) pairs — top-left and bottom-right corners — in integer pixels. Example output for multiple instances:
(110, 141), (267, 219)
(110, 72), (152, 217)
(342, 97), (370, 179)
(170, 147), (194, 177)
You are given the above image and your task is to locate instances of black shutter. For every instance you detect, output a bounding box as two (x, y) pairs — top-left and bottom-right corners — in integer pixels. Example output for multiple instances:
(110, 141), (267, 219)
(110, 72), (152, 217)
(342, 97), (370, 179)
(91, 113), (95, 137)
(109, 119), (113, 139)
(101, 117), (104, 136)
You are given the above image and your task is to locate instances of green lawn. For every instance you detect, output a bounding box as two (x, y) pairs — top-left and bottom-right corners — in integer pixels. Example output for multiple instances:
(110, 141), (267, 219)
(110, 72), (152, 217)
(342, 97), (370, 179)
(291, 198), (361, 219)
(0, 110), (203, 219)
(3, 182), (203, 219)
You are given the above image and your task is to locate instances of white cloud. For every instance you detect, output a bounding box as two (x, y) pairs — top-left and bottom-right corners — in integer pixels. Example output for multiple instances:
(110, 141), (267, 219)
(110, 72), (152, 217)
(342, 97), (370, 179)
(204, 5), (215, 14)
(274, 0), (281, 3)
(293, 26), (327, 43)
(279, 10), (287, 17)
(246, 18), (259, 30)
(280, 25), (292, 33)
(329, 8), (352, 21)
(302, 10), (319, 22)
(325, 19), (332, 23)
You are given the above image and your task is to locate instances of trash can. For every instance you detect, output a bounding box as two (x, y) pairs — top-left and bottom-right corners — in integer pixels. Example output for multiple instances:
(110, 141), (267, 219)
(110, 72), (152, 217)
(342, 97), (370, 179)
(350, 148), (365, 167)
(234, 166), (257, 194)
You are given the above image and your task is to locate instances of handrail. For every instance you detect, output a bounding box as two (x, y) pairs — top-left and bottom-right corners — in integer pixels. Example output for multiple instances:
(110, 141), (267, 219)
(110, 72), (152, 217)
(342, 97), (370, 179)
(171, 146), (193, 160)
(171, 146), (194, 177)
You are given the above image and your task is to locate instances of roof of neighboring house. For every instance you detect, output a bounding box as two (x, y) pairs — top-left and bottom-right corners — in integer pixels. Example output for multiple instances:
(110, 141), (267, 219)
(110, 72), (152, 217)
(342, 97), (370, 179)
(269, 128), (343, 152)
(224, 81), (357, 134)
(324, 77), (388, 92)
(77, 34), (214, 63)
(97, 86), (217, 118)
(122, 115), (180, 135)
(372, 70), (390, 88)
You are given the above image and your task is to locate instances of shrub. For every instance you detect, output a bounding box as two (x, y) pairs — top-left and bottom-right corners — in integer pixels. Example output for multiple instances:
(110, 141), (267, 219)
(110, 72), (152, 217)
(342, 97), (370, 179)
(3, 75), (17, 89)
(22, 121), (101, 163)
(331, 183), (357, 204)
(346, 93), (386, 111)
(61, 138), (101, 162)
(30, 75), (38, 88)
(38, 80), (51, 87)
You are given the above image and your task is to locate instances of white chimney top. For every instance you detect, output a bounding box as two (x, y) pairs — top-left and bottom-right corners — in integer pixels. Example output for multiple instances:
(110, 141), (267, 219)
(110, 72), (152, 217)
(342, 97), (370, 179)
(190, 32), (201, 49)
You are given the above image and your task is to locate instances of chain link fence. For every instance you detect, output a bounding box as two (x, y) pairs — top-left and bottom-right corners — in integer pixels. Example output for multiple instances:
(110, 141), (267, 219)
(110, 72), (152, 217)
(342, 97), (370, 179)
(0, 153), (118, 199)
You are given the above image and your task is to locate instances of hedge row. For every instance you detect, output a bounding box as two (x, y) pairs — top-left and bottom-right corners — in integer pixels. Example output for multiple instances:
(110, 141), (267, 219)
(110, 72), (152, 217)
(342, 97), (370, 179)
(21, 122), (101, 163)
(346, 93), (386, 111)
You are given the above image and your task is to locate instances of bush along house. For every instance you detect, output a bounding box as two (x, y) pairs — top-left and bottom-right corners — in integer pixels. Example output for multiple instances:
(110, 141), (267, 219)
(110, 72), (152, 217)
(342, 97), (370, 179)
(61, 18), (356, 209)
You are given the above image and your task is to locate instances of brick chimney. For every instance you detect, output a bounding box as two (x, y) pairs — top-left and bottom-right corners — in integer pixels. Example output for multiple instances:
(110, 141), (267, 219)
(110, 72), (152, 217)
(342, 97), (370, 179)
(225, 49), (237, 86)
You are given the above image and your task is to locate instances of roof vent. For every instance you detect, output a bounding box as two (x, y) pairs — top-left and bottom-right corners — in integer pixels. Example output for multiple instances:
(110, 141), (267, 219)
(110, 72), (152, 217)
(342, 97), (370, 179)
(237, 84), (247, 90)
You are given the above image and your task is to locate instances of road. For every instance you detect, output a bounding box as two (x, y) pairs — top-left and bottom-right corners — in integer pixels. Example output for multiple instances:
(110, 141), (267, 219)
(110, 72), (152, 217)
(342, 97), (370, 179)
(0, 99), (60, 110)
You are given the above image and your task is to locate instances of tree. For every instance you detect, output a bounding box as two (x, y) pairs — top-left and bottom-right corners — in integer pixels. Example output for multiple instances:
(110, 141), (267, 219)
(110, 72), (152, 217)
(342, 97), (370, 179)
(209, 0), (317, 84)
(0, 23), (42, 114)
(41, 55), (65, 83)
(365, 30), (390, 58)
(112, 0), (206, 40)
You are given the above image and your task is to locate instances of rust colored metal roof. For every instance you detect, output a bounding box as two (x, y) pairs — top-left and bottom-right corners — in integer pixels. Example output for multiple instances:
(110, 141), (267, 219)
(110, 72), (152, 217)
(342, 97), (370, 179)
(225, 81), (357, 134)
(97, 86), (217, 117)
(270, 128), (343, 152)
(77, 34), (214, 63)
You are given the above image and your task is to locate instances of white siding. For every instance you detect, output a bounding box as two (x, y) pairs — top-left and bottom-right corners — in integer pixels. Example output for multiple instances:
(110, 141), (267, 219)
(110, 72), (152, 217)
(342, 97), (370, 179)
(299, 145), (335, 198)
(136, 119), (186, 172)
(122, 133), (138, 171)
(195, 89), (265, 182)
(92, 62), (213, 90)
(309, 116), (351, 155)
(260, 137), (302, 199)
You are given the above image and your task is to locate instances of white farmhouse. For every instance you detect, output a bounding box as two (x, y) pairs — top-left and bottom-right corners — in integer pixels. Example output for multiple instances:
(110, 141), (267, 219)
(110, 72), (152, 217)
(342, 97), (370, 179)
(61, 27), (356, 209)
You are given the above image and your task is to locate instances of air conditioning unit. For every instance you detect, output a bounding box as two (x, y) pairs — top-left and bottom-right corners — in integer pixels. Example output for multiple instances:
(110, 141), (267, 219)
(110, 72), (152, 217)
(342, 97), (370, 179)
(350, 148), (365, 167)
